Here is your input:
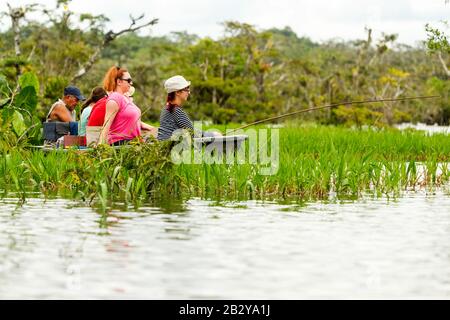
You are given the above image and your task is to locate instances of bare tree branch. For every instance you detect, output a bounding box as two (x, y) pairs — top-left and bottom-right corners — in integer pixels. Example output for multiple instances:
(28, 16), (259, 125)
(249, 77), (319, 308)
(4, 3), (40, 81)
(7, 3), (25, 79)
(437, 52), (450, 77)
(71, 15), (159, 83)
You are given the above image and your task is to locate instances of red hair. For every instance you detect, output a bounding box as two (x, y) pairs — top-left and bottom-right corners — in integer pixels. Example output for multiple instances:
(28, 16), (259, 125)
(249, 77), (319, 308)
(103, 66), (128, 92)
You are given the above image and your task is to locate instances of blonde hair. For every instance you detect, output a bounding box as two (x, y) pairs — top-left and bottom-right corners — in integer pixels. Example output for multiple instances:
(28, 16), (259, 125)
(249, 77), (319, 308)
(102, 66), (128, 92)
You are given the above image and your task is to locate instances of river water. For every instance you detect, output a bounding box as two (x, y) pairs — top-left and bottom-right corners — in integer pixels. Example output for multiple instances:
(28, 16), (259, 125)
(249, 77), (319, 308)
(1, 191), (449, 299)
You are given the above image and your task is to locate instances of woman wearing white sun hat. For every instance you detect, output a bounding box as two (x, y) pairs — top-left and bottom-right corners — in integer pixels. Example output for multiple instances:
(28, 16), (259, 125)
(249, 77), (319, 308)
(157, 75), (221, 141)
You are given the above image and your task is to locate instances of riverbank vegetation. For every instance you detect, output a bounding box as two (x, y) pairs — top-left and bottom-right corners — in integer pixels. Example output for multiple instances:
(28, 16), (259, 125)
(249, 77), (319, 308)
(1, 126), (450, 210)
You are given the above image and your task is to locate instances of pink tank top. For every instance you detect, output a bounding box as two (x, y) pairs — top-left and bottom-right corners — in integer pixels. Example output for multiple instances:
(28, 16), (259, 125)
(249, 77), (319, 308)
(106, 92), (141, 144)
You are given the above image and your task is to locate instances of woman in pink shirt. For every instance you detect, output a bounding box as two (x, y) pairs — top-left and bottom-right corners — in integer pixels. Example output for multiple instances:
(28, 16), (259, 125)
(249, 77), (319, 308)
(99, 66), (157, 145)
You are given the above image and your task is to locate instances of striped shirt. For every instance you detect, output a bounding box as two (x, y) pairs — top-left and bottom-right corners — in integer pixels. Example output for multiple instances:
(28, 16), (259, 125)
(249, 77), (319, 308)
(157, 106), (195, 141)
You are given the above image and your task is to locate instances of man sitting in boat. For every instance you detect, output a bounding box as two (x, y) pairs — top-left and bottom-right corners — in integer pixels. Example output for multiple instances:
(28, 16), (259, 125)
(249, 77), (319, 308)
(43, 85), (86, 146)
(157, 75), (221, 141)
(46, 85), (85, 122)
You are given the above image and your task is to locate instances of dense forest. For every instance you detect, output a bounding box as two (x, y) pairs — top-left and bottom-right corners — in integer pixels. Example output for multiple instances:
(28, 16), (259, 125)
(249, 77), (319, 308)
(0, 1), (449, 145)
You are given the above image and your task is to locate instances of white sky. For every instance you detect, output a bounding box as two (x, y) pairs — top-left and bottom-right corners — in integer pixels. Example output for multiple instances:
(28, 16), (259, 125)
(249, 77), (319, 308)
(1, 0), (449, 46)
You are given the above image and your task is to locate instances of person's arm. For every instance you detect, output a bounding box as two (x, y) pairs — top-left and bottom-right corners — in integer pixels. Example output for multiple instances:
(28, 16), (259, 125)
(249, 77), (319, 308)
(173, 108), (222, 137)
(210, 130), (223, 137)
(52, 104), (73, 122)
(99, 100), (119, 144)
(141, 121), (154, 131)
(202, 130), (223, 137)
(140, 122), (158, 139)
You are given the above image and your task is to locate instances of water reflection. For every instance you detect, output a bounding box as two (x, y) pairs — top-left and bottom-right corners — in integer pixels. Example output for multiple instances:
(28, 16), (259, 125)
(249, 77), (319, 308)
(0, 193), (449, 299)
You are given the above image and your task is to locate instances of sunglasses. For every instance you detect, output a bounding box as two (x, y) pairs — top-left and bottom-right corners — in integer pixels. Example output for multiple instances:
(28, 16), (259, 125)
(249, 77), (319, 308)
(120, 78), (133, 84)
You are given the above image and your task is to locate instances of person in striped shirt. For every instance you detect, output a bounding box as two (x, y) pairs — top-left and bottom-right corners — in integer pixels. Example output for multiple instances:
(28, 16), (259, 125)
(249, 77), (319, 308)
(157, 75), (221, 141)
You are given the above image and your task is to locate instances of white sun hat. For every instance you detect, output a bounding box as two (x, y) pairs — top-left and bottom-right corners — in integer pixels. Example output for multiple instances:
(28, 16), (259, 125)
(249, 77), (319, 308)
(164, 75), (191, 93)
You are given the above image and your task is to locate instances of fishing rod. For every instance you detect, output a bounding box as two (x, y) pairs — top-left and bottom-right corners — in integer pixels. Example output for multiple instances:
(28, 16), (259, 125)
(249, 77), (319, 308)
(226, 95), (441, 134)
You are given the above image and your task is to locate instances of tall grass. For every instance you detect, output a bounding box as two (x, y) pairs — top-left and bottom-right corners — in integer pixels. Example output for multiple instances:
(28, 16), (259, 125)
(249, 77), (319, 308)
(175, 125), (450, 202)
(0, 141), (175, 210)
(1, 125), (450, 207)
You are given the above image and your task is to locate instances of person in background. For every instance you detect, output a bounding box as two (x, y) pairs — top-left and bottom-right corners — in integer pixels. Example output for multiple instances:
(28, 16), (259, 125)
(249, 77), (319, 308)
(87, 94), (108, 127)
(157, 75), (221, 141)
(79, 87), (108, 136)
(47, 85), (85, 122)
(98, 66), (157, 145)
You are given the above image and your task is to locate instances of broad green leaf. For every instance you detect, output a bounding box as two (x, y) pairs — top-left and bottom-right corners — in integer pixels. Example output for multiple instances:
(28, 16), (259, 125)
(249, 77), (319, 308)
(0, 98), (10, 108)
(19, 72), (40, 94)
(27, 117), (43, 143)
(0, 74), (10, 97)
(12, 110), (27, 137)
(2, 107), (14, 121)
(15, 86), (38, 112)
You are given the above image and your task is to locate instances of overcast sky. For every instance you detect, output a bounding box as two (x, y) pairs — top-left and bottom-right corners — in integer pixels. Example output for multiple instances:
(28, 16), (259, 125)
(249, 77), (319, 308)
(1, 0), (449, 46)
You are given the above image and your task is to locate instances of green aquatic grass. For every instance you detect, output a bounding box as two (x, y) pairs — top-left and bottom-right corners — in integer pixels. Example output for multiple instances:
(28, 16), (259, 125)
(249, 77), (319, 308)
(0, 141), (176, 210)
(1, 125), (450, 207)
(174, 125), (450, 201)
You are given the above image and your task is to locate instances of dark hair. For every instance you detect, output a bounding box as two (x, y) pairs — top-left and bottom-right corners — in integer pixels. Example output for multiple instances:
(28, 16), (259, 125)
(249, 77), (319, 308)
(166, 92), (177, 112)
(81, 86), (108, 110)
